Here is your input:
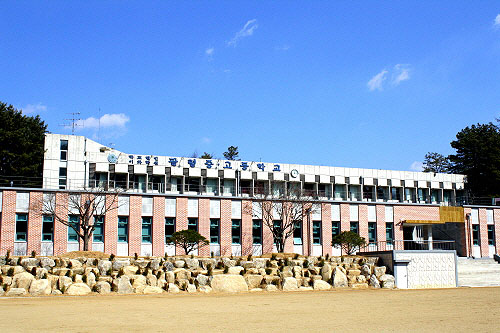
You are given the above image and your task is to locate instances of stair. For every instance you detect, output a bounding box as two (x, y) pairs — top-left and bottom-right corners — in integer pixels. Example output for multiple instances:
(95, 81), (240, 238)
(457, 257), (500, 287)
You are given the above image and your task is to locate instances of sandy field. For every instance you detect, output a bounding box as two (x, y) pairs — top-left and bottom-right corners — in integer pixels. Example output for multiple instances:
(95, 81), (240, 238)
(0, 287), (499, 332)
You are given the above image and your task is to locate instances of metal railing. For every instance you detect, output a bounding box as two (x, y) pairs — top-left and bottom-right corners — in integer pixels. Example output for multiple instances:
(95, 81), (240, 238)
(360, 240), (456, 252)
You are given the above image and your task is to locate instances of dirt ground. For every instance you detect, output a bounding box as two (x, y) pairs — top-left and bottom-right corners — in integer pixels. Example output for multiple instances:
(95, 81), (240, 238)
(0, 287), (499, 332)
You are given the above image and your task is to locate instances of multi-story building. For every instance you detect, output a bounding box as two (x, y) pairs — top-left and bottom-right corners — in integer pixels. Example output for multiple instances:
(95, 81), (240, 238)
(0, 133), (498, 258)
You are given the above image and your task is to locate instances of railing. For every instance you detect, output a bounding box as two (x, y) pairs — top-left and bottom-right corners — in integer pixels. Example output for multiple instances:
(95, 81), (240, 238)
(360, 240), (456, 252)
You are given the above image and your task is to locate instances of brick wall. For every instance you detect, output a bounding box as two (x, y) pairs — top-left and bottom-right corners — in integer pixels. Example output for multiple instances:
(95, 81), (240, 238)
(241, 200), (253, 256)
(376, 205), (386, 245)
(463, 207), (472, 257)
(478, 208), (489, 257)
(220, 199), (232, 256)
(321, 203), (332, 256)
(104, 194), (118, 254)
(128, 195), (142, 256)
(0, 191), (16, 254)
(301, 203), (312, 256)
(175, 197), (188, 255)
(152, 196), (165, 256)
(53, 192), (68, 255)
(339, 204), (350, 255)
(27, 192), (42, 255)
(358, 204), (369, 243)
(495, 209), (500, 255)
(198, 199), (210, 256)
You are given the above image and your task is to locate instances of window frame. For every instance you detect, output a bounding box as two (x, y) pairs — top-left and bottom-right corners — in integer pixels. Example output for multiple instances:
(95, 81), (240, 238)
(142, 216), (152, 243)
(68, 215), (80, 242)
(118, 216), (129, 243)
(252, 219), (262, 244)
(231, 219), (241, 244)
(165, 217), (176, 244)
(42, 215), (54, 242)
(210, 218), (220, 244)
(93, 216), (105, 243)
(15, 213), (28, 242)
(312, 220), (322, 245)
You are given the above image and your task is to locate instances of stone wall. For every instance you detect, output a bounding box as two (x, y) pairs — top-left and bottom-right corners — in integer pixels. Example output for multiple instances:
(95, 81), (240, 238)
(0, 254), (395, 296)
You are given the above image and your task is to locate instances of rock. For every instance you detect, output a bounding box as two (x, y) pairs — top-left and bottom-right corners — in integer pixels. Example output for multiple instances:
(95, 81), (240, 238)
(116, 276), (134, 294)
(98, 260), (112, 275)
(112, 259), (130, 271)
(241, 261), (256, 269)
(12, 272), (35, 290)
(228, 266), (244, 275)
(69, 259), (83, 270)
(6, 288), (27, 296)
(186, 284), (197, 293)
(265, 284), (278, 292)
(348, 275), (357, 284)
(357, 275), (366, 283)
(134, 259), (149, 269)
(198, 285), (212, 293)
(86, 272), (96, 287)
(58, 276), (73, 290)
(293, 266), (302, 278)
(20, 257), (40, 268)
(2, 265), (25, 275)
(40, 257), (56, 269)
(2, 276), (12, 286)
(351, 283), (369, 289)
(95, 281), (111, 294)
(146, 274), (157, 286)
(250, 288), (263, 292)
(52, 268), (70, 276)
(143, 286), (163, 294)
(210, 275), (248, 293)
(185, 258), (199, 269)
(174, 268), (191, 280)
(168, 283), (180, 293)
(342, 257), (354, 264)
(309, 266), (320, 275)
(74, 274), (83, 283)
(282, 277), (299, 291)
(174, 260), (185, 268)
(332, 266), (348, 288)
(51, 290), (62, 295)
(157, 278), (167, 289)
(65, 283), (91, 295)
(35, 267), (48, 279)
(131, 275), (147, 288)
(221, 257), (236, 267)
(380, 274), (395, 289)
(253, 259), (267, 269)
(299, 286), (314, 291)
(361, 264), (372, 277)
(313, 279), (332, 291)
(374, 266), (386, 278)
(369, 274), (380, 288)
(245, 275), (263, 289)
(347, 269), (361, 276)
(321, 263), (333, 281)
(150, 259), (161, 271)
(196, 274), (209, 286)
(163, 261), (174, 271)
(123, 265), (139, 275)
(29, 279), (51, 295)
(165, 271), (175, 283)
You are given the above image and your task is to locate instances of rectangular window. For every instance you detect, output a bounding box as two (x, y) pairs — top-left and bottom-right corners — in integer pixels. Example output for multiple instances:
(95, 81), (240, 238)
(188, 218), (198, 231)
(60, 139), (68, 161)
(293, 221), (302, 245)
(312, 221), (321, 245)
(332, 221), (340, 238)
(118, 216), (128, 243)
(252, 219), (262, 244)
(142, 217), (152, 243)
(165, 217), (175, 243)
(472, 225), (480, 246)
(368, 222), (377, 243)
(210, 219), (220, 244)
(93, 216), (104, 243)
(68, 215), (79, 242)
(59, 167), (67, 177)
(386, 223), (394, 244)
(273, 220), (282, 245)
(350, 222), (359, 234)
(15, 213), (28, 241)
(487, 225), (495, 246)
(232, 219), (241, 244)
(42, 215), (54, 241)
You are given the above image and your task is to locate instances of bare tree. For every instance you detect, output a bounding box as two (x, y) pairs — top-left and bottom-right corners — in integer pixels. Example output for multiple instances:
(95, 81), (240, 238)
(31, 187), (123, 251)
(244, 186), (319, 253)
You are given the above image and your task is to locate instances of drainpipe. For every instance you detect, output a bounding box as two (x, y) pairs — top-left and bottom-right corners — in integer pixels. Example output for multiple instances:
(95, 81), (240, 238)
(466, 213), (471, 258)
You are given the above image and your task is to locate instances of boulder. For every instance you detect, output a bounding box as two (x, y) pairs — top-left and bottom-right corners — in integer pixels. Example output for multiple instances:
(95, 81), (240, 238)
(210, 275), (248, 293)
(146, 274), (157, 286)
(228, 266), (244, 275)
(347, 269), (361, 276)
(163, 261), (174, 271)
(95, 281), (111, 294)
(199, 285), (212, 293)
(265, 284), (278, 292)
(116, 276), (134, 294)
(361, 264), (372, 277)
(51, 290), (62, 295)
(380, 274), (395, 289)
(369, 274), (380, 288)
(165, 271), (175, 283)
(186, 284), (197, 293)
(293, 266), (303, 278)
(185, 258), (199, 269)
(196, 274), (209, 286)
(131, 275), (147, 288)
(374, 266), (386, 278)
(35, 267), (48, 279)
(86, 272), (96, 287)
(174, 268), (191, 280)
(66, 283), (92, 295)
(321, 263), (333, 281)
(245, 275), (263, 289)
(2, 265), (25, 275)
(351, 283), (369, 289)
(98, 260), (112, 276)
(20, 257), (40, 268)
(12, 271), (35, 290)
(123, 265), (139, 275)
(157, 278), (167, 289)
(134, 259), (149, 268)
(2, 276), (12, 286)
(357, 275), (367, 283)
(299, 286), (314, 291)
(174, 260), (185, 268)
(58, 276), (73, 290)
(52, 268), (70, 276)
(332, 266), (348, 288)
(29, 279), (51, 296)
(313, 279), (332, 291)
(68, 259), (84, 273)
(253, 259), (267, 269)
(221, 257), (236, 267)
(143, 286), (163, 294)
(150, 259), (161, 271)
(6, 288), (27, 296)
(112, 259), (130, 271)
(282, 277), (299, 291)
(167, 283), (180, 293)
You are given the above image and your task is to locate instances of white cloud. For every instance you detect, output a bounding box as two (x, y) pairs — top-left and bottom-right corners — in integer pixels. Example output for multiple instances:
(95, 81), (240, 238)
(494, 14), (500, 27)
(205, 47), (214, 56)
(20, 103), (47, 114)
(367, 70), (388, 91)
(227, 19), (258, 46)
(79, 113), (130, 129)
(392, 64), (411, 85)
(410, 161), (424, 172)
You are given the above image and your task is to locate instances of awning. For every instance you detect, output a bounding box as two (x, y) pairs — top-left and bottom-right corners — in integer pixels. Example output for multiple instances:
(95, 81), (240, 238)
(403, 206), (464, 225)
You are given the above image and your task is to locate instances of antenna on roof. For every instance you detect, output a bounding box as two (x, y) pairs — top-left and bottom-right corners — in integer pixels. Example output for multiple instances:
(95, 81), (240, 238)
(60, 112), (82, 135)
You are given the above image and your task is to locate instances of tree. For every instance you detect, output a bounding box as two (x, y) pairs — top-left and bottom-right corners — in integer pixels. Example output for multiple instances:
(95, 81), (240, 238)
(200, 152), (213, 159)
(245, 186), (319, 253)
(332, 231), (366, 255)
(448, 122), (500, 197)
(223, 146), (240, 160)
(167, 230), (209, 255)
(31, 187), (123, 251)
(422, 152), (451, 173)
(0, 102), (47, 187)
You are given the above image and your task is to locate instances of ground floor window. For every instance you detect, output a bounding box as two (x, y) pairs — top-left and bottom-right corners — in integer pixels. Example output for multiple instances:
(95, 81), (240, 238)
(42, 215), (54, 241)
(252, 219), (262, 244)
(312, 221), (321, 245)
(487, 225), (495, 246)
(386, 223), (394, 244)
(118, 216), (128, 243)
(15, 213), (28, 241)
(293, 221), (302, 245)
(142, 217), (152, 243)
(273, 220), (282, 245)
(165, 217), (175, 243)
(93, 216), (104, 243)
(472, 224), (479, 246)
(332, 222), (340, 239)
(232, 219), (241, 244)
(368, 222), (377, 243)
(210, 218), (219, 244)
(350, 222), (359, 234)
(188, 218), (198, 231)
(68, 215), (79, 242)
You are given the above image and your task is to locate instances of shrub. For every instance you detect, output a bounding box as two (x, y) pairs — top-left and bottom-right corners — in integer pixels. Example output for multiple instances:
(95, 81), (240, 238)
(30, 250), (37, 258)
(117, 268), (124, 277)
(223, 266), (229, 274)
(216, 261), (224, 269)
(271, 253), (277, 261)
(247, 254), (252, 261)
(134, 253), (139, 260)
(65, 270), (71, 277)
(207, 265), (213, 276)
(293, 253), (299, 260)
(67, 261), (73, 269)
(284, 258), (291, 266)
(164, 253), (169, 260)
(106, 268), (112, 276)
(167, 230), (209, 255)
(6, 250), (11, 260)
(265, 268), (272, 275)
(332, 231), (367, 255)
(31, 267), (37, 275)
(211, 251), (214, 258)
(109, 254), (115, 261)
(302, 261), (308, 268)
(325, 253), (330, 261)
(82, 275), (87, 283)
(266, 260), (272, 268)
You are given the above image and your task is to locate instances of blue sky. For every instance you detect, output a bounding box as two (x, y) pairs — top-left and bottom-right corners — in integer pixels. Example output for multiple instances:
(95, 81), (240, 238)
(1, 2), (500, 171)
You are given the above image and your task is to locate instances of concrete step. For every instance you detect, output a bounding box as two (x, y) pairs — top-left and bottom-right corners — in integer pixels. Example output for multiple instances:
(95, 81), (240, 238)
(457, 257), (500, 287)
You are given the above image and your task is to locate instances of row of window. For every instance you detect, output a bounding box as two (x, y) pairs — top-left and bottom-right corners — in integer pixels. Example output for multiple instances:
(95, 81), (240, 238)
(471, 224), (496, 246)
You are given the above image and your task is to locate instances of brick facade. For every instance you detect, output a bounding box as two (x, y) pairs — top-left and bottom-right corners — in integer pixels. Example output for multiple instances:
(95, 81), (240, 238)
(321, 203), (332, 256)
(128, 195), (142, 256)
(198, 199), (210, 256)
(104, 194), (118, 255)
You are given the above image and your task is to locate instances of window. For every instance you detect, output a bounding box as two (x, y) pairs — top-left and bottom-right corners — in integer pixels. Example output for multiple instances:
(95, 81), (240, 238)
(386, 223), (394, 244)
(142, 217), (152, 243)
(472, 225), (479, 246)
(312, 221), (321, 245)
(68, 215), (79, 242)
(293, 221), (302, 245)
(60, 139), (68, 161)
(350, 222), (359, 234)
(59, 167), (67, 189)
(487, 225), (495, 246)
(232, 219), (241, 244)
(252, 219), (262, 244)
(368, 222), (377, 243)
(209, 219), (219, 244)
(273, 220), (282, 245)
(118, 216), (128, 243)
(332, 222), (340, 238)
(15, 213), (28, 241)
(93, 216), (104, 243)
(42, 216), (53, 241)
(188, 218), (198, 231)
(165, 217), (175, 243)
